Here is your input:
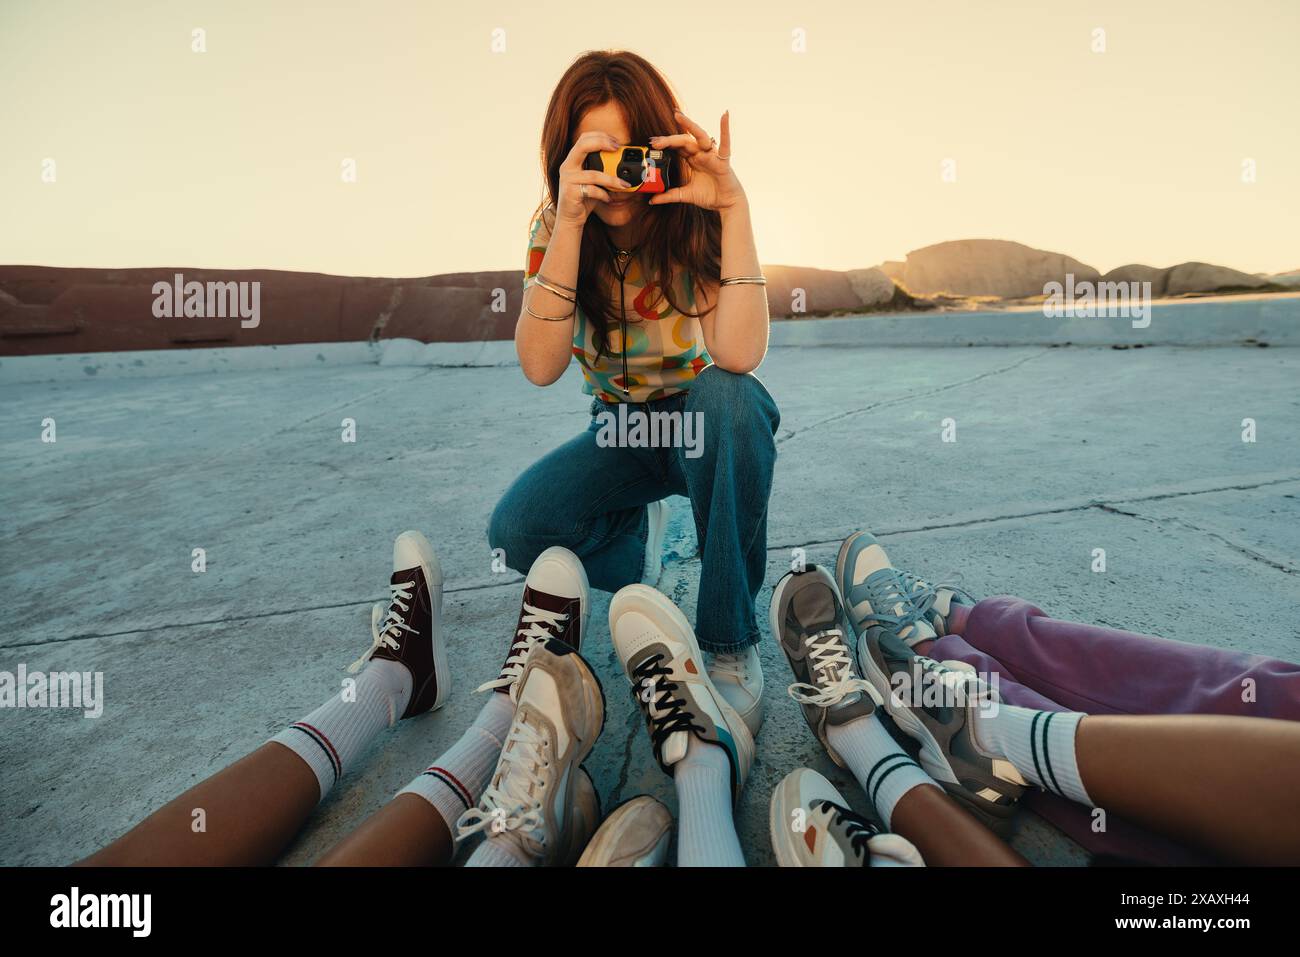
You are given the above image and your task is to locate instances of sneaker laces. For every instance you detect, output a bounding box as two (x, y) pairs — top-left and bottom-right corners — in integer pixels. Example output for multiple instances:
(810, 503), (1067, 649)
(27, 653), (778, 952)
(815, 799), (881, 860)
(709, 650), (750, 683)
(632, 654), (700, 750)
(897, 571), (974, 616)
(456, 718), (551, 841)
(861, 568), (937, 638)
(347, 580), (416, 674)
(787, 628), (874, 707)
(475, 602), (570, 694)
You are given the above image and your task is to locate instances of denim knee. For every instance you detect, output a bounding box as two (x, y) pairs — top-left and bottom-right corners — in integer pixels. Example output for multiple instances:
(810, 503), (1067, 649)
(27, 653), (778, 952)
(686, 366), (781, 436)
(487, 492), (532, 572)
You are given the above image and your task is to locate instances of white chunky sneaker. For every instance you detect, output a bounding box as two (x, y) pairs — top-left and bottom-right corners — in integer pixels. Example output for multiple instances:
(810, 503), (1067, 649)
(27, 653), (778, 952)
(641, 499), (669, 585)
(707, 644), (764, 739)
(770, 768), (924, 868)
(609, 584), (755, 803)
(577, 795), (673, 867)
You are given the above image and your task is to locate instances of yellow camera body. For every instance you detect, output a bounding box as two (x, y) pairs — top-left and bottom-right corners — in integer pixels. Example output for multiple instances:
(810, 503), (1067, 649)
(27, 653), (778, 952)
(582, 146), (672, 194)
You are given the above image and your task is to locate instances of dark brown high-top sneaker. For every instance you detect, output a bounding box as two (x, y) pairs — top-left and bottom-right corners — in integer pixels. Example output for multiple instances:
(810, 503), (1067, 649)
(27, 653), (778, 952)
(476, 546), (590, 698)
(348, 530), (447, 718)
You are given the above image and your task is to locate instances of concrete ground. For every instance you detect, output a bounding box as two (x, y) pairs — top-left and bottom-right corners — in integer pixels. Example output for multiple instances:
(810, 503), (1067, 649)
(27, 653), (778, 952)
(3, 311), (1299, 866)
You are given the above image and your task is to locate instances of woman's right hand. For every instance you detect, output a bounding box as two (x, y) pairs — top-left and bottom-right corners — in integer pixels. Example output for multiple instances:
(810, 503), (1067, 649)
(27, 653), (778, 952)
(556, 131), (633, 227)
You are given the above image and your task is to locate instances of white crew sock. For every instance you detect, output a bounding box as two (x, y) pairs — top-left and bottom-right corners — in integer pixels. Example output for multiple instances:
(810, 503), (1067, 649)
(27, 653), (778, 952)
(465, 837), (532, 867)
(971, 703), (1093, 806)
(398, 693), (514, 833)
(270, 660), (411, 802)
(673, 736), (746, 867)
(827, 714), (939, 828)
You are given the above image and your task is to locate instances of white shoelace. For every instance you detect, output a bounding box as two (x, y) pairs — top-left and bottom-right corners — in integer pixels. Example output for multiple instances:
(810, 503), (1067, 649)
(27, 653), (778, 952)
(709, 650), (749, 682)
(474, 602), (569, 694)
(347, 580), (416, 674)
(457, 718), (551, 840)
(787, 628), (873, 707)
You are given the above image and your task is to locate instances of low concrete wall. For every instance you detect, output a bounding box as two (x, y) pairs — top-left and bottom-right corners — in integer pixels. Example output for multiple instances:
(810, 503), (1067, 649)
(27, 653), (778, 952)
(770, 296), (1300, 348)
(3, 296), (1295, 385)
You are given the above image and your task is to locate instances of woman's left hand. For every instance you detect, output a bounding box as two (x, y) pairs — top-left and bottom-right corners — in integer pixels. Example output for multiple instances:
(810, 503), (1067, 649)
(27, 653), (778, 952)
(649, 110), (746, 211)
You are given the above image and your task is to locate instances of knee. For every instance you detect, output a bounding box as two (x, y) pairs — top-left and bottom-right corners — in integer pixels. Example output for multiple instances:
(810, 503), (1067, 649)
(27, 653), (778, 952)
(488, 490), (535, 571)
(688, 366), (781, 434)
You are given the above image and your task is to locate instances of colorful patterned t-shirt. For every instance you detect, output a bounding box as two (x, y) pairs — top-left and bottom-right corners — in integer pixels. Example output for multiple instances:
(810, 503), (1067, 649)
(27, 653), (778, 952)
(524, 205), (712, 403)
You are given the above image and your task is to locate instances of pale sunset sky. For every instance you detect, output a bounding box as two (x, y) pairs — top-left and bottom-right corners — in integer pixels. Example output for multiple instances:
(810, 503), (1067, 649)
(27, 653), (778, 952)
(2, 0), (1296, 277)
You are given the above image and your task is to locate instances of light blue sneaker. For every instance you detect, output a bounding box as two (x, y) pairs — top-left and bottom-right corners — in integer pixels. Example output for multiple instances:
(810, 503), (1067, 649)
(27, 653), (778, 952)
(836, 531), (1022, 829)
(835, 531), (973, 643)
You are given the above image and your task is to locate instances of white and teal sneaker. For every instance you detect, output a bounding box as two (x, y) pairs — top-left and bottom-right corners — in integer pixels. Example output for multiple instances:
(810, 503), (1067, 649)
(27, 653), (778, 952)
(609, 584), (755, 803)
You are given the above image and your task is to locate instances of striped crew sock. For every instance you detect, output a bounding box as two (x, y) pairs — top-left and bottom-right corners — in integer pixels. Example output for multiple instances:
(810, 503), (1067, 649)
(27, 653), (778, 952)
(827, 714), (939, 828)
(270, 660), (411, 802)
(673, 736), (746, 867)
(971, 703), (1093, 806)
(397, 692), (514, 834)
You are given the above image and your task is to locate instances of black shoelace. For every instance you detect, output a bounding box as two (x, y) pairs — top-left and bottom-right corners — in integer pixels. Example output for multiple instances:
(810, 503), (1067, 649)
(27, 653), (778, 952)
(816, 799), (881, 862)
(631, 654), (702, 757)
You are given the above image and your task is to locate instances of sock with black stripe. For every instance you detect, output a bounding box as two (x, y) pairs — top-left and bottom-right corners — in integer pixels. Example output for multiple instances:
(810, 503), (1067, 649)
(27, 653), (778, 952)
(971, 704), (1092, 806)
(826, 714), (939, 828)
(397, 692), (514, 833)
(270, 660), (411, 801)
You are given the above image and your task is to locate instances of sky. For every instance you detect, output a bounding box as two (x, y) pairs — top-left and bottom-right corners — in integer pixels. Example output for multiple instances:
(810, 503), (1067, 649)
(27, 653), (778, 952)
(2, 0), (1297, 277)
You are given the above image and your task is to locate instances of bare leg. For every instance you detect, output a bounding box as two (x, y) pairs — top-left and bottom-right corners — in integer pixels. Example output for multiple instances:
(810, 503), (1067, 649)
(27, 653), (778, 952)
(1076, 714), (1300, 864)
(888, 783), (1028, 867)
(78, 742), (318, 866)
(314, 794), (454, 866)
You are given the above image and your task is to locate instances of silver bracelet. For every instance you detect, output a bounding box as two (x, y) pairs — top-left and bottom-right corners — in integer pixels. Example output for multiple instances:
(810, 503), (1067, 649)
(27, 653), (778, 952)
(524, 301), (575, 322)
(532, 275), (577, 302)
(536, 271), (578, 294)
(719, 275), (767, 287)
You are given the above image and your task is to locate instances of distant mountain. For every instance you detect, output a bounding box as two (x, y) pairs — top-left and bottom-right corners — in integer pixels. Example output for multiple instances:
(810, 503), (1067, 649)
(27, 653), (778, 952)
(1103, 262), (1268, 297)
(890, 240), (1100, 298)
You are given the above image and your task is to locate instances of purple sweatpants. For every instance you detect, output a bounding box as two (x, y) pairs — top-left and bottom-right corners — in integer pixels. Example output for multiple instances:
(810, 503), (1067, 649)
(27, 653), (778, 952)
(927, 596), (1300, 864)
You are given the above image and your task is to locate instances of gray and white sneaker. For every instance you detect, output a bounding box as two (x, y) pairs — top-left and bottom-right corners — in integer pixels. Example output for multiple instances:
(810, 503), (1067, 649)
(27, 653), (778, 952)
(769, 564), (879, 767)
(770, 768), (924, 868)
(456, 638), (604, 865)
(837, 530), (972, 642)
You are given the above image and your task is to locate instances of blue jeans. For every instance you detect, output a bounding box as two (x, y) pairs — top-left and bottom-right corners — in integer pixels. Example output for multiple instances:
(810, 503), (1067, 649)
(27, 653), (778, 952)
(488, 366), (780, 653)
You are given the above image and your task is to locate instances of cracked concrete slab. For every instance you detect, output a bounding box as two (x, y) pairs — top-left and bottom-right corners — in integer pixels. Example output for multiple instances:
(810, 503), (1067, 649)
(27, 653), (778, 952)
(2, 338), (1298, 866)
